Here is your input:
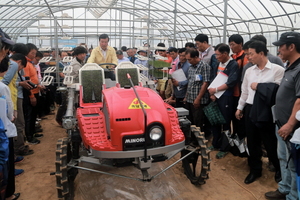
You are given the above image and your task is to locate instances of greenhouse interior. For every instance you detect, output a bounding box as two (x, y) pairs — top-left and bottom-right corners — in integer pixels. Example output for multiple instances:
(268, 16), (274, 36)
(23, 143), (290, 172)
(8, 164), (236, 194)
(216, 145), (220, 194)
(2, 1), (300, 200)
(1, 0), (300, 54)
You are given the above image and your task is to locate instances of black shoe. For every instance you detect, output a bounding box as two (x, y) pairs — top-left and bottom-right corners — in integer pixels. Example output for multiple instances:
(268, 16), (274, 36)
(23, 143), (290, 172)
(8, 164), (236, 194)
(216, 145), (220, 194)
(275, 170), (282, 183)
(12, 193), (20, 200)
(34, 133), (44, 138)
(34, 128), (43, 133)
(244, 172), (261, 184)
(17, 149), (34, 156)
(265, 189), (286, 199)
(27, 138), (40, 145)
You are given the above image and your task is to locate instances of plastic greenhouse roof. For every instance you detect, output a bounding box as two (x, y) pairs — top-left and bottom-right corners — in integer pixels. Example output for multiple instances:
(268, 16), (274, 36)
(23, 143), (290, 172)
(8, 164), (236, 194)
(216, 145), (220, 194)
(0, 0), (300, 47)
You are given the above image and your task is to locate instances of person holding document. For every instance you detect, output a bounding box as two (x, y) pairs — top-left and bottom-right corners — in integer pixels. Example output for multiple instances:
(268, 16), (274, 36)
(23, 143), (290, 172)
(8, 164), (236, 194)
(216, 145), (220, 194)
(184, 48), (210, 133)
(208, 43), (239, 159)
(165, 48), (189, 107)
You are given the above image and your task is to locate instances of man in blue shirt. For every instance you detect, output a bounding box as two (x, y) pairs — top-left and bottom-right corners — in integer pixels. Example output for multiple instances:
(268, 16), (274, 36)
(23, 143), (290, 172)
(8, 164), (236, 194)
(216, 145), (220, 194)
(165, 48), (189, 107)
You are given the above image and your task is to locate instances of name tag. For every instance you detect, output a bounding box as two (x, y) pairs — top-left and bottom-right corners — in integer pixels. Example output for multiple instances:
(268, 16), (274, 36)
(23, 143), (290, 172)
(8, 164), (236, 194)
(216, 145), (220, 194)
(195, 74), (203, 81)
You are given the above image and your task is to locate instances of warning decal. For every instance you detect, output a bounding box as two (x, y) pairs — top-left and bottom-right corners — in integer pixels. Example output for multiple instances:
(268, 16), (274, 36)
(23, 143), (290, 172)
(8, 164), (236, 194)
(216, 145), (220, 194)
(128, 98), (151, 109)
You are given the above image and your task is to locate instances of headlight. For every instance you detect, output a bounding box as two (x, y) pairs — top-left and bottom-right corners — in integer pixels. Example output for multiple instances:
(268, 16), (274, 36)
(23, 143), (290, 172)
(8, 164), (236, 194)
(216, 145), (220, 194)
(149, 126), (162, 140)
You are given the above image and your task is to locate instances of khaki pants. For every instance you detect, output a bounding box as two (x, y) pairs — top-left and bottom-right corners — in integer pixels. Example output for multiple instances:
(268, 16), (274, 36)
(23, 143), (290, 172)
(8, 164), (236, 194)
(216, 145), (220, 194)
(14, 98), (29, 154)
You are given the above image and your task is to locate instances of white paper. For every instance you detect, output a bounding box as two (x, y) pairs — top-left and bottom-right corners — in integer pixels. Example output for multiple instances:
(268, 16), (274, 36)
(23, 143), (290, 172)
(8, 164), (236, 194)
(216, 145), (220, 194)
(291, 128), (300, 145)
(171, 68), (187, 82)
(208, 72), (228, 98)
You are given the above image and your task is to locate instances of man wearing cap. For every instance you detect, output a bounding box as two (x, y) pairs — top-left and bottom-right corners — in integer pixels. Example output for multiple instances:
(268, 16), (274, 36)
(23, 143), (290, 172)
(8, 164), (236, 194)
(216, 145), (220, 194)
(265, 32), (300, 200)
(116, 50), (129, 64)
(87, 34), (118, 67)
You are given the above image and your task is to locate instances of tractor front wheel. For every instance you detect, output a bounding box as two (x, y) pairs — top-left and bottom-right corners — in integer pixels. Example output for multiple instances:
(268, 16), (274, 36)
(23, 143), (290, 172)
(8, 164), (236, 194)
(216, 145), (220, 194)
(182, 125), (211, 185)
(55, 137), (77, 200)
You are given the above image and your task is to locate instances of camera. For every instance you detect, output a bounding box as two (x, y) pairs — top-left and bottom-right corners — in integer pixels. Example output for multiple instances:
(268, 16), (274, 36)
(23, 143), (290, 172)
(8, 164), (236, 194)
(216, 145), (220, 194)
(25, 77), (38, 89)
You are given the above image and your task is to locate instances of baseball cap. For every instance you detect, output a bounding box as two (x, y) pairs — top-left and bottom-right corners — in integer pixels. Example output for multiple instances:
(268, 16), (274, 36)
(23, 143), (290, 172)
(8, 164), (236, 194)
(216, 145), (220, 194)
(273, 32), (300, 46)
(116, 50), (123, 55)
(167, 47), (175, 52)
(0, 28), (15, 45)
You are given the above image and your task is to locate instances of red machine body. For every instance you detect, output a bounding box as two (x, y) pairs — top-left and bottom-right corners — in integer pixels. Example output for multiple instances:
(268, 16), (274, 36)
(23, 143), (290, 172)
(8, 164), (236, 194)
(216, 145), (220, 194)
(76, 85), (185, 156)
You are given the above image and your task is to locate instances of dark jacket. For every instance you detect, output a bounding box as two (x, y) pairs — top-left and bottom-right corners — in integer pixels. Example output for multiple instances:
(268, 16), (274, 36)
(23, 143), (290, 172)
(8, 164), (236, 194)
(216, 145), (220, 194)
(211, 59), (239, 96)
(249, 82), (279, 127)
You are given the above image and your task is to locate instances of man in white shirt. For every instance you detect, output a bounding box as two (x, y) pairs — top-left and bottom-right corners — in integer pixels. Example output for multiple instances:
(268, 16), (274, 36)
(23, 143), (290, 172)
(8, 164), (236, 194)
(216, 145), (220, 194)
(235, 41), (284, 184)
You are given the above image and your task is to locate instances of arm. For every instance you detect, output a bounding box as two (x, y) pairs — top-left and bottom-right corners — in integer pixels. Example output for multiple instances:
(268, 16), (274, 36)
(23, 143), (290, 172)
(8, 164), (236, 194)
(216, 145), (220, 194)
(194, 81), (209, 108)
(0, 85), (13, 121)
(111, 52), (118, 66)
(87, 49), (96, 63)
(279, 98), (300, 140)
(237, 69), (250, 111)
(2, 61), (18, 85)
(273, 65), (285, 85)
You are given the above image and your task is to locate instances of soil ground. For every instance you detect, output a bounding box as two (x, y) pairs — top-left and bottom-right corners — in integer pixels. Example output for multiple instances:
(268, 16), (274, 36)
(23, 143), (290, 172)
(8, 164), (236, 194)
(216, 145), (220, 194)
(14, 110), (278, 200)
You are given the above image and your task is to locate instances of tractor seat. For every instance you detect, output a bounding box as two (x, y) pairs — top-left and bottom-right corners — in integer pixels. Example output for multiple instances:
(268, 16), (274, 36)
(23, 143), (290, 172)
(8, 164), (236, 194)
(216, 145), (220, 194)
(79, 63), (105, 105)
(115, 61), (141, 88)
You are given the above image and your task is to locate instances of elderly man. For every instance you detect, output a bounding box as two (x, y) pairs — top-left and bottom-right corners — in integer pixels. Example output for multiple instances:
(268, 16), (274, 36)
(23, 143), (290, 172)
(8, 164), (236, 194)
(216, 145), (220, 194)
(87, 34), (118, 67)
(127, 48), (137, 63)
(116, 50), (129, 64)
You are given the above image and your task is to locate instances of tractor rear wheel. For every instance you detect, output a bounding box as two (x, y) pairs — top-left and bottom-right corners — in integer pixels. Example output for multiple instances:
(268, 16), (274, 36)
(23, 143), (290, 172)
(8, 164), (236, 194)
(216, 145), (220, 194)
(55, 137), (77, 200)
(182, 125), (211, 185)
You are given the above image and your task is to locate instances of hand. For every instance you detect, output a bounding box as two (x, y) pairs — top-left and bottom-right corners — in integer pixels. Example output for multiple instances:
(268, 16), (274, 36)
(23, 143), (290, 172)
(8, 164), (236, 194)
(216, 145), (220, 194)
(19, 81), (33, 90)
(30, 97), (37, 107)
(278, 123), (293, 141)
(250, 82), (258, 90)
(235, 109), (243, 120)
(38, 84), (45, 91)
(172, 79), (179, 86)
(164, 97), (175, 105)
(208, 88), (217, 95)
(193, 98), (200, 109)
(13, 110), (17, 120)
(210, 95), (216, 102)
(183, 98), (187, 104)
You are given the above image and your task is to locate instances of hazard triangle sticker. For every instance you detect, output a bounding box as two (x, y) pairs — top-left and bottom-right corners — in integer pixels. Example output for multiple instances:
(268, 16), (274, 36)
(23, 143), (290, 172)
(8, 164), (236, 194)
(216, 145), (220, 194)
(128, 98), (151, 109)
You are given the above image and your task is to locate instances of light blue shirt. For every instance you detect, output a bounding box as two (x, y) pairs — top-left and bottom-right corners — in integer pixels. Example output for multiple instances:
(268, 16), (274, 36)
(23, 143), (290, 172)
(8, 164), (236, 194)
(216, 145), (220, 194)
(134, 59), (148, 76)
(118, 57), (130, 64)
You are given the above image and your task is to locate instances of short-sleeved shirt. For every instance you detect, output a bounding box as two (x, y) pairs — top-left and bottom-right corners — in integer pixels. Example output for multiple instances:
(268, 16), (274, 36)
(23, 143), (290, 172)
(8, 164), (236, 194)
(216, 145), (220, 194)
(186, 61), (211, 104)
(276, 57), (300, 128)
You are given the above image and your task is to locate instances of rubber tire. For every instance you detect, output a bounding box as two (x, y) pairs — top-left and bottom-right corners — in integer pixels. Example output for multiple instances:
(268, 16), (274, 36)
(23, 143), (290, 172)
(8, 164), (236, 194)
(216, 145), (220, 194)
(181, 126), (211, 185)
(55, 138), (77, 200)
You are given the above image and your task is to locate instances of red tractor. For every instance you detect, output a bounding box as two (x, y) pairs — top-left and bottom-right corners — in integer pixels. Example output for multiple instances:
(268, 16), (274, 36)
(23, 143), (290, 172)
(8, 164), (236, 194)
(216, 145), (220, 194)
(54, 62), (211, 200)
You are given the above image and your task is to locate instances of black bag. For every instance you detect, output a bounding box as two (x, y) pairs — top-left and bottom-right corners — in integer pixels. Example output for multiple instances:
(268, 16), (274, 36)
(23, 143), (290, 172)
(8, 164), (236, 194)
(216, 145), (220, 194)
(218, 130), (232, 152)
(217, 131), (249, 157)
(203, 101), (226, 126)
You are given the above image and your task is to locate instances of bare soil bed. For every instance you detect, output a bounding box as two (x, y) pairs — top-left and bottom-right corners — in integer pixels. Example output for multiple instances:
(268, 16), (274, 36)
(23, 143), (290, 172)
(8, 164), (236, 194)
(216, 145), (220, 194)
(15, 111), (277, 200)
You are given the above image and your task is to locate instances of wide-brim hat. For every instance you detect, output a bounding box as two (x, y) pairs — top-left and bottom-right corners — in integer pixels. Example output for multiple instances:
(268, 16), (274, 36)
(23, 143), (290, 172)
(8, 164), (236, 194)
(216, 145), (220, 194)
(137, 50), (147, 54)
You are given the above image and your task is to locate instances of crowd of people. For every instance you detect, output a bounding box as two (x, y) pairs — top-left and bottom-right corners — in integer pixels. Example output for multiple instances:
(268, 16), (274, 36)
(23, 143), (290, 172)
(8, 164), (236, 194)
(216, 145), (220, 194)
(0, 28), (299, 200)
